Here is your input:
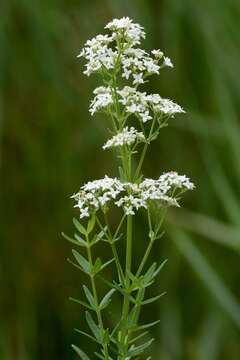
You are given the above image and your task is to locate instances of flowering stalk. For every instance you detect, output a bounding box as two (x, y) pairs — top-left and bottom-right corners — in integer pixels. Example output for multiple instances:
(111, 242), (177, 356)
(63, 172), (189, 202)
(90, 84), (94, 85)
(63, 17), (194, 359)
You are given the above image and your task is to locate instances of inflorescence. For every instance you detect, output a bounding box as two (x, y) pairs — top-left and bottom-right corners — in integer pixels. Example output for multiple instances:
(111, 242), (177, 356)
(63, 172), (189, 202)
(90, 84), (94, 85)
(75, 16), (193, 219)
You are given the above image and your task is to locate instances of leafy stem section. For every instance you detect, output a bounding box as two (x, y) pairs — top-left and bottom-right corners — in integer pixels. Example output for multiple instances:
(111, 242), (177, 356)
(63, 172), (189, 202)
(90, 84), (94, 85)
(64, 202), (167, 359)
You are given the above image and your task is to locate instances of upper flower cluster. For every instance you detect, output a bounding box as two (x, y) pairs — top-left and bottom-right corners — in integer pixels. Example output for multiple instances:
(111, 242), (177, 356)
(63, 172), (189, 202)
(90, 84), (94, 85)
(72, 173), (194, 218)
(105, 17), (145, 46)
(78, 17), (173, 82)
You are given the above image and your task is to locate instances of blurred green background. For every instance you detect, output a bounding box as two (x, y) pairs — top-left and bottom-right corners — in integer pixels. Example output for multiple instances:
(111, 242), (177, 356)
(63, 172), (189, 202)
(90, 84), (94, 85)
(1, 0), (240, 359)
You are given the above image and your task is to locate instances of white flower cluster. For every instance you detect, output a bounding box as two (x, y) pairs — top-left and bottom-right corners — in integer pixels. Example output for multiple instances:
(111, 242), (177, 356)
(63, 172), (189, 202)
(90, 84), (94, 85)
(118, 86), (184, 122)
(105, 17), (145, 46)
(77, 34), (116, 76)
(89, 85), (184, 121)
(78, 17), (173, 82)
(72, 176), (124, 218)
(121, 48), (173, 85)
(89, 86), (113, 115)
(102, 127), (145, 150)
(72, 173), (194, 218)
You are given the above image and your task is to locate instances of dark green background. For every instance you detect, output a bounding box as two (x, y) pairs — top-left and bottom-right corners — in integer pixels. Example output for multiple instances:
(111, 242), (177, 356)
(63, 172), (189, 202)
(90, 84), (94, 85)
(1, 0), (240, 359)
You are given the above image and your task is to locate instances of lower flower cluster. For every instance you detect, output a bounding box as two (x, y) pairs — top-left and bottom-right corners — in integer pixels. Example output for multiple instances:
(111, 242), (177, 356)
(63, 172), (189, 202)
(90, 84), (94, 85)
(72, 173), (194, 218)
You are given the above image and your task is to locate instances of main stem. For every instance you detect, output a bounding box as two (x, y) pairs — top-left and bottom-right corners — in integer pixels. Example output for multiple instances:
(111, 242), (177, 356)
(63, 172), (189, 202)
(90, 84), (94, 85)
(111, 68), (134, 358)
(119, 145), (133, 359)
(119, 215), (132, 359)
(86, 244), (109, 359)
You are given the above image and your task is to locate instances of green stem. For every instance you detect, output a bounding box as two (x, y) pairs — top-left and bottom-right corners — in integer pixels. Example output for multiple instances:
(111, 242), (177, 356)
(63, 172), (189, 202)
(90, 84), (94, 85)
(137, 237), (155, 277)
(118, 215), (133, 359)
(96, 215), (125, 283)
(134, 115), (157, 181)
(129, 210), (166, 337)
(134, 142), (148, 181)
(126, 216), (133, 280)
(86, 240), (109, 359)
(105, 213), (125, 283)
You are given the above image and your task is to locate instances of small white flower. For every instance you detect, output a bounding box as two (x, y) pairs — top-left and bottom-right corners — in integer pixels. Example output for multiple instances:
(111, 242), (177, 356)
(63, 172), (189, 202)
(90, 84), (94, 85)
(151, 49), (163, 59)
(153, 98), (185, 116)
(133, 73), (144, 85)
(89, 86), (113, 115)
(80, 208), (89, 219)
(163, 56), (174, 68)
(126, 103), (141, 113)
(143, 59), (160, 74)
(140, 111), (152, 123)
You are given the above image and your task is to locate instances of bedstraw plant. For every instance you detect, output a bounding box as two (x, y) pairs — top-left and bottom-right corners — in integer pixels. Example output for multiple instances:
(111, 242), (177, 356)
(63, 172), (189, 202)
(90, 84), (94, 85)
(63, 17), (194, 360)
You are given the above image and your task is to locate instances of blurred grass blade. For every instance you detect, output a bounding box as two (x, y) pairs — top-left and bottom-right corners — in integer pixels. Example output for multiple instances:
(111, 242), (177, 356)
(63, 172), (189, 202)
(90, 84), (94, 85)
(171, 229), (240, 328)
(202, 145), (240, 226)
(196, 311), (225, 360)
(168, 209), (240, 253)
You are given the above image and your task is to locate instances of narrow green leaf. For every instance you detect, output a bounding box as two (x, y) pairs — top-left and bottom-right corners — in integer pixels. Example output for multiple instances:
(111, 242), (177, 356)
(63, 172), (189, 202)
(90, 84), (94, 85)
(71, 344), (90, 360)
(131, 320), (160, 333)
(153, 259), (168, 277)
(85, 311), (101, 342)
(93, 258), (102, 275)
(96, 226), (108, 241)
(62, 232), (84, 247)
(72, 250), (90, 274)
(127, 338), (154, 357)
(73, 217), (87, 236)
(127, 304), (139, 329)
(129, 331), (149, 345)
(67, 258), (85, 274)
(111, 319), (122, 338)
(103, 328), (110, 344)
(83, 285), (96, 308)
(74, 328), (97, 343)
(87, 215), (96, 234)
(100, 258), (114, 271)
(69, 297), (93, 310)
(144, 263), (157, 284)
(100, 289), (115, 309)
(142, 292), (166, 305)
(74, 234), (88, 247)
